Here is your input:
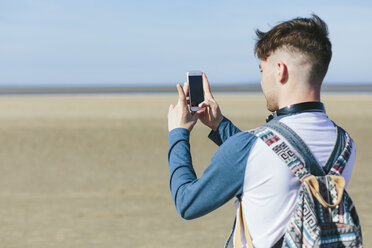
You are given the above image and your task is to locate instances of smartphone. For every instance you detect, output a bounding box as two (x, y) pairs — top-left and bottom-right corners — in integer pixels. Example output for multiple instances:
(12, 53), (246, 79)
(187, 71), (204, 112)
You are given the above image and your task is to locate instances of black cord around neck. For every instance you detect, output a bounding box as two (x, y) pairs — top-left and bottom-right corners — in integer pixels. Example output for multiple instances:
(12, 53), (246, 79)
(266, 102), (325, 123)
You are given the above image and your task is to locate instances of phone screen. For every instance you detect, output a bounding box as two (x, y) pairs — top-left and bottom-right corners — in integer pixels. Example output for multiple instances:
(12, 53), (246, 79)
(189, 75), (204, 108)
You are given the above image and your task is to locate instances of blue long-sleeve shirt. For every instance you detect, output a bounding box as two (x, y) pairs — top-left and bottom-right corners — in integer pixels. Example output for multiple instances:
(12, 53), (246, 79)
(167, 117), (258, 219)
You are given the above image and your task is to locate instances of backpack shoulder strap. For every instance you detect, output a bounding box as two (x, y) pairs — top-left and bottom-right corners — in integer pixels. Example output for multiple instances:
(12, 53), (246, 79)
(328, 126), (354, 176)
(265, 120), (326, 176)
(322, 125), (345, 173)
(265, 120), (354, 176)
(250, 124), (311, 181)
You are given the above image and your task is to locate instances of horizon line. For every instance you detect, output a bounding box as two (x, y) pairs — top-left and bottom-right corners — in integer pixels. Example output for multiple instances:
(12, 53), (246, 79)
(0, 81), (371, 88)
(0, 84), (372, 95)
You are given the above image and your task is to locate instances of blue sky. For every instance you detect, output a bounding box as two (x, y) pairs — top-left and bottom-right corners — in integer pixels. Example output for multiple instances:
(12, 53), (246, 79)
(0, 0), (371, 86)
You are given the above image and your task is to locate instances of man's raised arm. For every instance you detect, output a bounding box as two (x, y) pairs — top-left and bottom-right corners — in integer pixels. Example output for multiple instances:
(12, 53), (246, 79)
(197, 73), (241, 146)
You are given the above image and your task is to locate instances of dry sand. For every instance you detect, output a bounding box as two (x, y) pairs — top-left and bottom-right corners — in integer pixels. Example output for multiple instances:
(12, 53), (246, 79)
(0, 93), (370, 247)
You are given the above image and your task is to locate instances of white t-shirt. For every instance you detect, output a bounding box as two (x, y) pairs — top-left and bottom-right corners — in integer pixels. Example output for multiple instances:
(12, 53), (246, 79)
(234, 112), (356, 247)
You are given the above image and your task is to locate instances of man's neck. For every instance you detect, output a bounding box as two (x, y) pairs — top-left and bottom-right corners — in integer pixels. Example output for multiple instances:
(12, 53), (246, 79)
(277, 88), (321, 109)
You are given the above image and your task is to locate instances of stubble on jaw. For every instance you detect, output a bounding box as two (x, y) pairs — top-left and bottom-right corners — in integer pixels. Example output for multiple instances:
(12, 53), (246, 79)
(266, 100), (279, 113)
(263, 88), (280, 112)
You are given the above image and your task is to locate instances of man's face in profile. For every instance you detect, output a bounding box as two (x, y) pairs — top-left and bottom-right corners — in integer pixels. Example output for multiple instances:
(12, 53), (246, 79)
(259, 58), (278, 112)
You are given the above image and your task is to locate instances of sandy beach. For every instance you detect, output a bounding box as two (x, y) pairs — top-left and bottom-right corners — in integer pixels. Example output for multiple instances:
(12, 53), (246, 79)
(0, 93), (370, 247)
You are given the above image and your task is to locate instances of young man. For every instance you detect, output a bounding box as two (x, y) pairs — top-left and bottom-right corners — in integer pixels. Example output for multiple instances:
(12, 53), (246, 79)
(167, 15), (356, 247)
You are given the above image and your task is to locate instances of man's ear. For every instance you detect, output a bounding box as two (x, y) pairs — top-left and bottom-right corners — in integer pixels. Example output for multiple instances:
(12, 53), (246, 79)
(276, 62), (288, 84)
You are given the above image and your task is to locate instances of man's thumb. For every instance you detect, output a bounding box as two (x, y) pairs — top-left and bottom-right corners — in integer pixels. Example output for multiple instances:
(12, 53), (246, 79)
(177, 84), (186, 105)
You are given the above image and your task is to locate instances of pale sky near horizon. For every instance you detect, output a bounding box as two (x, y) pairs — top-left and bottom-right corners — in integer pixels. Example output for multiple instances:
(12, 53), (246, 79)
(0, 0), (371, 86)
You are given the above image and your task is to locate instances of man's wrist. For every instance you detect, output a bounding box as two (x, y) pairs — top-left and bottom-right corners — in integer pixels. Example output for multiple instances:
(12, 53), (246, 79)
(169, 127), (190, 134)
(169, 124), (192, 133)
(211, 116), (224, 131)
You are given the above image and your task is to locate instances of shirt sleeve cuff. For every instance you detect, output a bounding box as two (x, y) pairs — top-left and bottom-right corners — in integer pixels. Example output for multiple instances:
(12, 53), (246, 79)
(208, 116), (230, 146)
(208, 129), (223, 146)
(169, 128), (190, 147)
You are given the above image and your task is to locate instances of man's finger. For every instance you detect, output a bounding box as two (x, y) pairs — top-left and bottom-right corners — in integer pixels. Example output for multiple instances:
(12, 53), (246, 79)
(190, 111), (199, 121)
(195, 108), (206, 114)
(199, 99), (213, 108)
(199, 102), (207, 108)
(203, 72), (214, 99)
(177, 84), (186, 105)
(183, 82), (189, 97)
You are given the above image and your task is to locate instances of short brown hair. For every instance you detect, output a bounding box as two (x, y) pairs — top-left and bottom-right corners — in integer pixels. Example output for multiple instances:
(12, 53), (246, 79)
(255, 14), (332, 79)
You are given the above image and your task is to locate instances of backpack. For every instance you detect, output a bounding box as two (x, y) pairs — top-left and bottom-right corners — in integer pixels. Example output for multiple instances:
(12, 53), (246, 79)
(236, 120), (363, 248)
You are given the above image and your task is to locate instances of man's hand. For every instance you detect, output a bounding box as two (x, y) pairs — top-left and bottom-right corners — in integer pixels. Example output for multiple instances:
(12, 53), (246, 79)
(168, 84), (199, 132)
(197, 73), (223, 131)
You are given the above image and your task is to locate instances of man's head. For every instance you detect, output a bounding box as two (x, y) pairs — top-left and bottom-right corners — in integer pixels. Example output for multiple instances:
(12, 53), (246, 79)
(255, 15), (332, 111)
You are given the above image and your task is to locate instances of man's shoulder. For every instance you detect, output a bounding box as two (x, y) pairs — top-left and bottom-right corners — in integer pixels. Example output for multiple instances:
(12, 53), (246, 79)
(222, 130), (258, 147)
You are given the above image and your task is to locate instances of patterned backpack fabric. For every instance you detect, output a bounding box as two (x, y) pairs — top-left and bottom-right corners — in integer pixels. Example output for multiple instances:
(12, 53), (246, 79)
(250, 120), (363, 248)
